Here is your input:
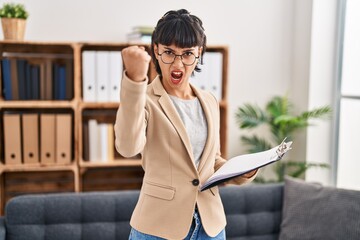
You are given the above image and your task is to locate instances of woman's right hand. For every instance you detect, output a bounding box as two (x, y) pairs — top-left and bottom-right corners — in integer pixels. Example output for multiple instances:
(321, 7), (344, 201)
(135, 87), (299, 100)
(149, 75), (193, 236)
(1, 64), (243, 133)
(121, 46), (151, 82)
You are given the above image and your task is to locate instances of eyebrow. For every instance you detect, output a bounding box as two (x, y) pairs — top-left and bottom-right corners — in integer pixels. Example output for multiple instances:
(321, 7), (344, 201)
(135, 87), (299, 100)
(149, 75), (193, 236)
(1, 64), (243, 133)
(163, 46), (195, 53)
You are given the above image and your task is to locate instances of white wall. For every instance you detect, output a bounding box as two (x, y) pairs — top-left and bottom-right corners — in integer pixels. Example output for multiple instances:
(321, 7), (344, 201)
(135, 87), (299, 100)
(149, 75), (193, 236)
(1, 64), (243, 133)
(0, 0), (337, 184)
(288, 0), (312, 166)
(305, 0), (338, 186)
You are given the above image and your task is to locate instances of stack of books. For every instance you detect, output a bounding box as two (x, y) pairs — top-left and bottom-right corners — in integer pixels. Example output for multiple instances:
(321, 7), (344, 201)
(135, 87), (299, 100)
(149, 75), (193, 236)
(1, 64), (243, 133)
(126, 26), (154, 44)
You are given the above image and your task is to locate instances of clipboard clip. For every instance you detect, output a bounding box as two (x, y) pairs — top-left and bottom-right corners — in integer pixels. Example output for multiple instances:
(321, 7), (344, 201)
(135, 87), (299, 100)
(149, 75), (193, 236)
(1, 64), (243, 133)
(276, 137), (293, 157)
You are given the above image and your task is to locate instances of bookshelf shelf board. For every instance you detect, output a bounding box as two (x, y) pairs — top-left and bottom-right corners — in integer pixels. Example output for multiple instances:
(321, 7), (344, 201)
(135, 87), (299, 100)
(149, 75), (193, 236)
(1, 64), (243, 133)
(0, 163), (77, 174)
(0, 100), (77, 109)
(79, 159), (142, 169)
(79, 102), (120, 110)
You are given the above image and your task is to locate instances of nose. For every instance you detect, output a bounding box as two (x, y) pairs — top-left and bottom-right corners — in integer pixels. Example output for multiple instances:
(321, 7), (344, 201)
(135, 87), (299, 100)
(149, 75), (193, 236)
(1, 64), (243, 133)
(172, 55), (184, 67)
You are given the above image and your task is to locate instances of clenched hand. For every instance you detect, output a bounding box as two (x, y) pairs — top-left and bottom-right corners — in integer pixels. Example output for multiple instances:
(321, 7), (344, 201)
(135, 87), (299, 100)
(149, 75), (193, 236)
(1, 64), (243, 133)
(121, 46), (151, 82)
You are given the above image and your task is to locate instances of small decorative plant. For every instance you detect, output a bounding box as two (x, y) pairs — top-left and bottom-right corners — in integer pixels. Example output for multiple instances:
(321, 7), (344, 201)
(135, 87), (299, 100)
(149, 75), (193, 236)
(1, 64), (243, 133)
(235, 95), (331, 183)
(0, 3), (29, 19)
(0, 3), (29, 40)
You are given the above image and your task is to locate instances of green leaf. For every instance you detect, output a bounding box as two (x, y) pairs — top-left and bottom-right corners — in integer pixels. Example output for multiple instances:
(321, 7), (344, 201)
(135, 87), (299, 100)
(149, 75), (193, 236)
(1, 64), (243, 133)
(300, 106), (332, 121)
(266, 96), (292, 118)
(273, 115), (298, 125)
(0, 3), (28, 19)
(235, 103), (267, 129)
(285, 161), (329, 178)
(241, 135), (272, 153)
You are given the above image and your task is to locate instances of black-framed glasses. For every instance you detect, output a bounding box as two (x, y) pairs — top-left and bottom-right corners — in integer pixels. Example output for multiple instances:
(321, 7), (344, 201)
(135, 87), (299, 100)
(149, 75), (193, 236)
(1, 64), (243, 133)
(157, 51), (199, 66)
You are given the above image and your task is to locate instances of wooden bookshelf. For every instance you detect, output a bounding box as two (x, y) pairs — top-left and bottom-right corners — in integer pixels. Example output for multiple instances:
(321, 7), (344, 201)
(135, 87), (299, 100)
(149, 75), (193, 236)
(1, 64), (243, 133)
(0, 40), (228, 215)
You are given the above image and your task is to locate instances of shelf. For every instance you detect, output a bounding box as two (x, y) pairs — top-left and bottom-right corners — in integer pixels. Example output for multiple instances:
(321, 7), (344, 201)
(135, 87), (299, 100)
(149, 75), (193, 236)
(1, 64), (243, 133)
(79, 102), (120, 110)
(0, 162), (77, 174)
(0, 41), (75, 54)
(0, 100), (77, 109)
(79, 159), (142, 169)
(80, 42), (150, 51)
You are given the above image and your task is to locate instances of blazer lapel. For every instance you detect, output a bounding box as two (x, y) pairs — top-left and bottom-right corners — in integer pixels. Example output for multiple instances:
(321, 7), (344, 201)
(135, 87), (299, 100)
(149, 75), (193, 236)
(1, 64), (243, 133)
(153, 77), (195, 164)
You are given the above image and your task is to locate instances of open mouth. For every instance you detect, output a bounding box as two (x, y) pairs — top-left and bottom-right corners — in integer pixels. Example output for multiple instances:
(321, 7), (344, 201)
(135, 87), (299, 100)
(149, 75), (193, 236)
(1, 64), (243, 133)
(170, 71), (183, 84)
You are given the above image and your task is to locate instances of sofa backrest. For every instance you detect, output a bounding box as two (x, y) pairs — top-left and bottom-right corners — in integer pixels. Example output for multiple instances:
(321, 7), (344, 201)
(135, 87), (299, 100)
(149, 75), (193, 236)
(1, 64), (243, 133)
(4, 191), (139, 240)
(4, 184), (284, 240)
(220, 183), (283, 240)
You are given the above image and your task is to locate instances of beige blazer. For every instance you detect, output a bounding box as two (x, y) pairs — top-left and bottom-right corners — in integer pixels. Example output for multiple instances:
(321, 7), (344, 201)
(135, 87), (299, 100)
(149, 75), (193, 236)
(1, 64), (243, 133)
(115, 74), (255, 239)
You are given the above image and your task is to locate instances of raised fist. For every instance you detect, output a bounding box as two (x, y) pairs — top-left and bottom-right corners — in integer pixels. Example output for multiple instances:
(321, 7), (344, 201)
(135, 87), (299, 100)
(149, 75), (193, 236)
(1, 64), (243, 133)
(121, 46), (151, 82)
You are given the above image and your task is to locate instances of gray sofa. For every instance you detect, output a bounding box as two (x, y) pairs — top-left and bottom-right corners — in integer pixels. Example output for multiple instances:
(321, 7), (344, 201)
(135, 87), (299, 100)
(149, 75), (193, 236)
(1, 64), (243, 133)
(0, 177), (359, 240)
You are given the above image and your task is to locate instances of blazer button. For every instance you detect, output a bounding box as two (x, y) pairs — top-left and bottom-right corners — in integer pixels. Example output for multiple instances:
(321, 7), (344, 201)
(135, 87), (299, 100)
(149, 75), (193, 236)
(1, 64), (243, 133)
(192, 179), (200, 186)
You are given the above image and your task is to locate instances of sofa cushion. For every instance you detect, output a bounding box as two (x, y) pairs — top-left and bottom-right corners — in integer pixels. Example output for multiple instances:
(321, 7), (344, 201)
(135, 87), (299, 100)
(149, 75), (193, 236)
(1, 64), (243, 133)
(5, 190), (139, 240)
(279, 177), (360, 240)
(220, 183), (283, 240)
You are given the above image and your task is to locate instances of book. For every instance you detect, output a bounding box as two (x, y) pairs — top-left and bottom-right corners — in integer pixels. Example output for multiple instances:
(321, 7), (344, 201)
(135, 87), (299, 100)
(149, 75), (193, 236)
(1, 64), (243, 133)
(96, 51), (110, 102)
(65, 59), (73, 100)
(17, 59), (27, 100)
(22, 114), (40, 164)
(40, 114), (56, 164)
(10, 59), (19, 100)
(126, 26), (153, 44)
(58, 64), (67, 100)
(2, 59), (13, 100)
(109, 51), (122, 102)
(127, 32), (152, 44)
(132, 26), (154, 35)
(3, 113), (22, 164)
(88, 119), (100, 162)
(31, 64), (40, 100)
(200, 139), (293, 191)
(55, 114), (72, 164)
(82, 51), (97, 102)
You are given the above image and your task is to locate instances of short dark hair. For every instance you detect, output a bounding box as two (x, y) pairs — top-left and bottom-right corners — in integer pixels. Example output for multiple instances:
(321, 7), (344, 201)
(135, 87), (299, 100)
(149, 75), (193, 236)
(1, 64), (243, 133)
(151, 9), (207, 76)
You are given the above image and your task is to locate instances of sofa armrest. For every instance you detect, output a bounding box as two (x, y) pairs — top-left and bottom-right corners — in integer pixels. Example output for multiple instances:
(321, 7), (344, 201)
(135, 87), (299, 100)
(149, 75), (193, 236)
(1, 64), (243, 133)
(0, 217), (5, 240)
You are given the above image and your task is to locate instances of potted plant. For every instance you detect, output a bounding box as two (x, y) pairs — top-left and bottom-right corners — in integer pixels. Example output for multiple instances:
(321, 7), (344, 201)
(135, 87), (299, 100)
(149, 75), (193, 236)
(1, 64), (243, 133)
(0, 3), (29, 41)
(235, 95), (331, 183)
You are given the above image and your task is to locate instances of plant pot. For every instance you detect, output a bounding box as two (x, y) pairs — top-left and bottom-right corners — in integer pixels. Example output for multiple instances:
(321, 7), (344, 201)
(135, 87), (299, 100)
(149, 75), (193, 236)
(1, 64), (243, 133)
(1, 18), (26, 41)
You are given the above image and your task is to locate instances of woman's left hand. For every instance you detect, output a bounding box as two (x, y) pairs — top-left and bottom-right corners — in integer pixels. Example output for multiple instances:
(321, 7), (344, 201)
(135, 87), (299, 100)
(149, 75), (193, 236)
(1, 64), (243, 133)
(242, 169), (258, 179)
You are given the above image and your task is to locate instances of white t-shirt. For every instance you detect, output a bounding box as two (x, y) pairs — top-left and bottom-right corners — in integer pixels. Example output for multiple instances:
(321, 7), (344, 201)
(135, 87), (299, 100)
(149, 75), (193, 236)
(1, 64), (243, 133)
(169, 95), (208, 168)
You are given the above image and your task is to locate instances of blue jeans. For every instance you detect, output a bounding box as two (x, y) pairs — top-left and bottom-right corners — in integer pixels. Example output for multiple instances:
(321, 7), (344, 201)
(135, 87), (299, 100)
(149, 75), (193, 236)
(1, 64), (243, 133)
(128, 210), (226, 240)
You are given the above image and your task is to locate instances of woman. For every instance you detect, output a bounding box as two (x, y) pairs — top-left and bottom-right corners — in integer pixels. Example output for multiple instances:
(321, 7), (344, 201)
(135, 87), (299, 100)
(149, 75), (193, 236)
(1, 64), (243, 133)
(115, 9), (257, 240)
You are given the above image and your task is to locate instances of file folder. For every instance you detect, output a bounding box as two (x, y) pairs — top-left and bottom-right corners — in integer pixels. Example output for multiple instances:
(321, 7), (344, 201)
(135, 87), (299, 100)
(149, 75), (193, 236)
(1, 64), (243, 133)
(65, 59), (73, 100)
(44, 59), (53, 100)
(22, 114), (40, 164)
(207, 52), (223, 101)
(2, 59), (13, 100)
(40, 114), (56, 163)
(3, 113), (22, 164)
(17, 59), (27, 100)
(107, 124), (115, 161)
(39, 62), (46, 100)
(109, 51), (122, 102)
(55, 114), (72, 164)
(82, 51), (96, 101)
(88, 119), (100, 162)
(96, 51), (110, 102)
(10, 59), (19, 100)
(99, 123), (108, 162)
